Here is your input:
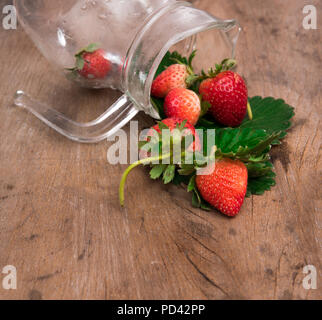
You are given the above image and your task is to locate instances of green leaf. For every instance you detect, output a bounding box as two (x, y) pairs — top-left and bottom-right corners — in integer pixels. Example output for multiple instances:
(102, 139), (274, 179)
(178, 164), (195, 176)
(172, 172), (192, 186)
(151, 97), (166, 119)
(187, 175), (196, 192)
(196, 115), (224, 129)
(157, 121), (170, 131)
(188, 50), (197, 68)
(185, 174), (212, 211)
(84, 43), (100, 53)
(200, 200), (212, 211)
(76, 43), (100, 56)
(150, 164), (167, 180)
(191, 188), (212, 211)
(192, 191), (201, 208)
(246, 169), (276, 197)
(246, 161), (274, 178)
(163, 165), (176, 184)
(76, 56), (85, 70)
(214, 128), (280, 162)
(200, 100), (211, 117)
(178, 120), (188, 130)
(241, 97), (295, 143)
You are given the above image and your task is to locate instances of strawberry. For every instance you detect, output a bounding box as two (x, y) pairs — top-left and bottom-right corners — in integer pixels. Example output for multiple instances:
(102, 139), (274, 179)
(69, 43), (111, 79)
(195, 159), (248, 217)
(78, 49), (111, 79)
(199, 71), (248, 127)
(147, 117), (201, 152)
(151, 64), (189, 98)
(164, 88), (201, 126)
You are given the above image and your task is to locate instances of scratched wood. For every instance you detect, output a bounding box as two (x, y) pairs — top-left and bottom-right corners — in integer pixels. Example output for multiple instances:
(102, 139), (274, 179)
(0, 0), (321, 300)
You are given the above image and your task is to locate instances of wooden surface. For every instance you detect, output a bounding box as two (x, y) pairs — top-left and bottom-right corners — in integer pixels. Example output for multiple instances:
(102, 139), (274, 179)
(0, 0), (321, 300)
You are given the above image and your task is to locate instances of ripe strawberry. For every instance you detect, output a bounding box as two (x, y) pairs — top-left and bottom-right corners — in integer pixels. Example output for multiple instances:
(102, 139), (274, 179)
(164, 88), (201, 126)
(196, 158), (248, 217)
(151, 64), (189, 98)
(78, 48), (111, 79)
(199, 71), (248, 127)
(145, 117), (201, 153)
(68, 44), (111, 80)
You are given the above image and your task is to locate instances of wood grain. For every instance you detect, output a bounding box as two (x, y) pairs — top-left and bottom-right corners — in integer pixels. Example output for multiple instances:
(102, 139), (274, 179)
(0, 0), (321, 300)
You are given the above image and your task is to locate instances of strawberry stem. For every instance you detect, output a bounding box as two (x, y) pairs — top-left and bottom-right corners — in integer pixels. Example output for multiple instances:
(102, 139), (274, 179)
(119, 153), (172, 206)
(247, 101), (253, 120)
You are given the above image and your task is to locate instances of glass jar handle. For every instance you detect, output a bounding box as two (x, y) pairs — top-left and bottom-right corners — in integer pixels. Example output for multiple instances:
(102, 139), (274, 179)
(14, 91), (138, 143)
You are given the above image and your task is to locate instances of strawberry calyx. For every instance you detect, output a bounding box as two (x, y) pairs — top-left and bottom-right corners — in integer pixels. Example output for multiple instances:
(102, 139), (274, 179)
(170, 50), (196, 75)
(204, 58), (237, 78)
(119, 119), (209, 206)
(187, 58), (237, 87)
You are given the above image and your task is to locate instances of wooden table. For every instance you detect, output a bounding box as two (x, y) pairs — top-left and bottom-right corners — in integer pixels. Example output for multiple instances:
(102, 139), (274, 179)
(0, 0), (321, 300)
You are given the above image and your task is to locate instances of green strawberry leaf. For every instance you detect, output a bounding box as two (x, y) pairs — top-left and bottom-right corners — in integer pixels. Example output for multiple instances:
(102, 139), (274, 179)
(172, 172), (192, 186)
(187, 175), (196, 192)
(211, 128), (280, 163)
(151, 97), (166, 119)
(200, 100), (212, 117)
(84, 43), (100, 53)
(241, 97), (295, 144)
(163, 164), (176, 184)
(246, 169), (276, 197)
(178, 164), (196, 176)
(186, 175), (212, 211)
(157, 121), (170, 131)
(150, 164), (167, 180)
(246, 161), (274, 178)
(76, 43), (100, 56)
(192, 188), (212, 211)
(76, 56), (85, 70)
(188, 50), (197, 69)
(192, 191), (201, 208)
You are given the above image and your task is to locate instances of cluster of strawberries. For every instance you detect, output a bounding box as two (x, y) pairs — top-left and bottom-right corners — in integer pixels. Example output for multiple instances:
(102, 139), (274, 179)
(121, 53), (253, 217)
(151, 57), (249, 128)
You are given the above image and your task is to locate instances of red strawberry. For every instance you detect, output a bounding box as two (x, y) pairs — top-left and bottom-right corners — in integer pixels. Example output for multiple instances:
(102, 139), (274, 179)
(78, 48), (111, 79)
(196, 158), (248, 217)
(144, 118), (201, 154)
(199, 71), (248, 127)
(164, 88), (201, 126)
(151, 64), (189, 98)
